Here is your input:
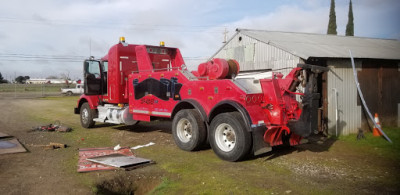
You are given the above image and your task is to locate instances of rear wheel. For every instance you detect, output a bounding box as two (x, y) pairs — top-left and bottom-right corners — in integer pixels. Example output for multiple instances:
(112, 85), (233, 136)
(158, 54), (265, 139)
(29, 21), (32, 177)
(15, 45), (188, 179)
(66, 91), (73, 96)
(80, 102), (96, 128)
(172, 109), (206, 151)
(209, 112), (251, 161)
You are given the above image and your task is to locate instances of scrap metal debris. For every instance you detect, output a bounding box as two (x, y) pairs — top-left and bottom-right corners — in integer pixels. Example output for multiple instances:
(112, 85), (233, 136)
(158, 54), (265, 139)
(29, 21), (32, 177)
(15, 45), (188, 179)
(78, 147), (134, 172)
(30, 142), (67, 150)
(78, 147), (153, 172)
(87, 153), (151, 168)
(0, 138), (27, 155)
(114, 144), (121, 151)
(131, 142), (155, 150)
(31, 120), (71, 132)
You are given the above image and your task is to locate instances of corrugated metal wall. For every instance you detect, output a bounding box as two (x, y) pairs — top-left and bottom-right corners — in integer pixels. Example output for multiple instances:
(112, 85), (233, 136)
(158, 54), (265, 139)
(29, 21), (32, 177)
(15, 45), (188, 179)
(213, 33), (302, 76)
(327, 59), (362, 135)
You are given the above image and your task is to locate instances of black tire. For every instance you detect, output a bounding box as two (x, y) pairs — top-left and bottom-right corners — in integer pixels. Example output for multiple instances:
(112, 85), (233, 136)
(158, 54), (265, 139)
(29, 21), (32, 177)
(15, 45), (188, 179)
(209, 112), (251, 161)
(172, 109), (206, 151)
(80, 102), (96, 128)
(66, 91), (73, 96)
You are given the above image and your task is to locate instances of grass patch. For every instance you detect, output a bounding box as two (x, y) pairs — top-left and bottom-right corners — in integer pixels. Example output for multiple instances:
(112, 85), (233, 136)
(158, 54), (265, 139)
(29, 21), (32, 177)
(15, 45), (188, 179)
(149, 177), (176, 195)
(17, 96), (400, 194)
(338, 127), (400, 160)
(140, 145), (279, 194)
(22, 96), (115, 191)
(0, 83), (73, 92)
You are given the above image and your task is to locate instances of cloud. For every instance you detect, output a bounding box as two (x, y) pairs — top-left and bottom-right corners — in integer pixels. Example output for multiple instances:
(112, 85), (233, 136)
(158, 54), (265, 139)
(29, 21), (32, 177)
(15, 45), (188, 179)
(229, 5), (328, 34)
(0, 0), (398, 79)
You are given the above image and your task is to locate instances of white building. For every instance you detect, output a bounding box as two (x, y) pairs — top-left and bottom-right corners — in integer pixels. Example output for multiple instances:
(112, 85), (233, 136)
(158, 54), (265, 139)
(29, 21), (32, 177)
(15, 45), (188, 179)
(211, 29), (400, 135)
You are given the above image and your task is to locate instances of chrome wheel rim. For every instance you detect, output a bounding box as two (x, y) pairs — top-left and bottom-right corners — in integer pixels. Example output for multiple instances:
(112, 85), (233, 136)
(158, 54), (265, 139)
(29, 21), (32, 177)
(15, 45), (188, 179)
(215, 123), (236, 152)
(81, 108), (89, 124)
(176, 118), (192, 143)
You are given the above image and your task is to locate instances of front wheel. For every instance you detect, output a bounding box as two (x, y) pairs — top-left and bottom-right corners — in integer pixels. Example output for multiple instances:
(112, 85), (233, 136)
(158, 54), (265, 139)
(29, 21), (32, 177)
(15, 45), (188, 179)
(172, 109), (206, 151)
(80, 102), (96, 128)
(209, 112), (251, 161)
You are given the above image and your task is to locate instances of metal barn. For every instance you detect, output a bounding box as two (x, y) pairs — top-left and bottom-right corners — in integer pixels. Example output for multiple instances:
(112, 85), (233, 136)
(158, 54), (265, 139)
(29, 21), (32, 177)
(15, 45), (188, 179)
(211, 29), (400, 135)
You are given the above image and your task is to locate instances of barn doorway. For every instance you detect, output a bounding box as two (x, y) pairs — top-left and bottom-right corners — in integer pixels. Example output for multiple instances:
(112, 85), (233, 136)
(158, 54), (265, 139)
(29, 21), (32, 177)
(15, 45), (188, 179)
(306, 58), (329, 135)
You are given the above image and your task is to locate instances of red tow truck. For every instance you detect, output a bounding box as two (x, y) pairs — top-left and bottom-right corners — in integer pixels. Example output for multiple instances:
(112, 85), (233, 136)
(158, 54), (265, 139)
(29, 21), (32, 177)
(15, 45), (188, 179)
(74, 37), (326, 161)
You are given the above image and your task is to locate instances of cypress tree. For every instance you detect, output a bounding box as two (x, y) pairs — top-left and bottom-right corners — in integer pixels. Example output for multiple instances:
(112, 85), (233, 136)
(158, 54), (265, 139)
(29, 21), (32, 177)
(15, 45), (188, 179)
(346, 0), (354, 36)
(327, 0), (337, 35)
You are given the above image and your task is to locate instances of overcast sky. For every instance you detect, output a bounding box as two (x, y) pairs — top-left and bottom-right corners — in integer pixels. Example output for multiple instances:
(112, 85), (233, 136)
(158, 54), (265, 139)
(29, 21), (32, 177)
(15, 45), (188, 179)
(0, 0), (399, 80)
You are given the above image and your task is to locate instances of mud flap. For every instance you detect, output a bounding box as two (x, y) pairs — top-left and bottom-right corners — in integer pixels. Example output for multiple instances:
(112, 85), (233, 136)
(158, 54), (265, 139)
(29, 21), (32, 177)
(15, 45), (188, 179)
(252, 125), (272, 156)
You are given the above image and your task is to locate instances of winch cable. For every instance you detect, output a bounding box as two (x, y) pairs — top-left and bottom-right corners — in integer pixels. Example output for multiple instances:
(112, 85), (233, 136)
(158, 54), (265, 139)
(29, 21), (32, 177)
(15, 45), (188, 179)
(349, 50), (392, 143)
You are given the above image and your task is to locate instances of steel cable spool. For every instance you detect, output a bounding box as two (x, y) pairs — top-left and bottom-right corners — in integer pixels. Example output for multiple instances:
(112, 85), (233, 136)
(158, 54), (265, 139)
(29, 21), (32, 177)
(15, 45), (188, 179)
(227, 59), (240, 78)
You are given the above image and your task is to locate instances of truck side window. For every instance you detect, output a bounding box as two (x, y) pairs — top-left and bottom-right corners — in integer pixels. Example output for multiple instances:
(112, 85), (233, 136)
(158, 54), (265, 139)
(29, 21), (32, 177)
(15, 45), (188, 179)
(85, 61), (101, 78)
(102, 61), (108, 73)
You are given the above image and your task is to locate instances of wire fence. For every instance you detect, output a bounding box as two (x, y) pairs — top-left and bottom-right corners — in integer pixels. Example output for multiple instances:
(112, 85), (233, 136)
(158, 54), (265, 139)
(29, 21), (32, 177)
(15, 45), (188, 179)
(0, 83), (78, 98)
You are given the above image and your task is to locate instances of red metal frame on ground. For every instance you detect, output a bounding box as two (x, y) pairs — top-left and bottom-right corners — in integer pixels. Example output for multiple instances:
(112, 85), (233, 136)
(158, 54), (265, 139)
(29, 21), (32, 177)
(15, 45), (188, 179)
(77, 147), (133, 172)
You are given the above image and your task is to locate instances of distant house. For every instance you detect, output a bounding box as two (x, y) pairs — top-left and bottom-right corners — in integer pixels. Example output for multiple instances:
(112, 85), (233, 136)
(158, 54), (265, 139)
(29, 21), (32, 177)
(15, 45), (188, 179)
(211, 29), (400, 135)
(46, 79), (68, 84)
(26, 78), (47, 84)
(26, 78), (73, 84)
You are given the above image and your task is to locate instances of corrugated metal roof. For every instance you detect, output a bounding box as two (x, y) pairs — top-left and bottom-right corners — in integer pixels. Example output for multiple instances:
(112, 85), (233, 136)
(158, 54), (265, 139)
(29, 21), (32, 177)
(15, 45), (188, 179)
(237, 29), (400, 60)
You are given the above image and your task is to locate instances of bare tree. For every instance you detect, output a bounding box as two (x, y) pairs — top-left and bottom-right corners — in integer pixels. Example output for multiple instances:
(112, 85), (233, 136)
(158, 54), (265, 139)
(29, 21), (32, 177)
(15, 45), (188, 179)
(60, 71), (71, 88)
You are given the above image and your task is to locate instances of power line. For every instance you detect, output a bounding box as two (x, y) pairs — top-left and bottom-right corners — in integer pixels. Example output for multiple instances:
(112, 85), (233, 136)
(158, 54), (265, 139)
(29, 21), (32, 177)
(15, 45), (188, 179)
(0, 52), (209, 62)
(0, 17), (226, 33)
(0, 53), (86, 62)
(0, 55), (85, 60)
(0, 59), (83, 62)
(0, 17), (223, 28)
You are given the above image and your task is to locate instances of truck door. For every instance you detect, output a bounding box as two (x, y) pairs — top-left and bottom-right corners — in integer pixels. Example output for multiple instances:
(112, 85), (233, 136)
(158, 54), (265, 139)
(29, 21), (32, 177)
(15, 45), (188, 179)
(84, 60), (102, 95)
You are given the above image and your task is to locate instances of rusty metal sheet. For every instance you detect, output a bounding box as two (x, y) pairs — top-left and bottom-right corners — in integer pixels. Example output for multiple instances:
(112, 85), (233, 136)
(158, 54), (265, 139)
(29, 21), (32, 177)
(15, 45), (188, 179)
(77, 147), (133, 172)
(0, 138), (27, 154)
(87, 153), (151, 168)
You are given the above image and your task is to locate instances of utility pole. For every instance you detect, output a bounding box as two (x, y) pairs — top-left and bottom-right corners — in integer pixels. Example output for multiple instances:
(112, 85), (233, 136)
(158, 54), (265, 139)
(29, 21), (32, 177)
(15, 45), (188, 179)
(222, 28), (228, 44)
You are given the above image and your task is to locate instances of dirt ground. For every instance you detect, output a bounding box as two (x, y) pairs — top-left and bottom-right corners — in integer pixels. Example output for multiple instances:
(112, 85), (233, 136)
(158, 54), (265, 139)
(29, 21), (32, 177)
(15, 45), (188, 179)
(0, 96), (399, 195)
